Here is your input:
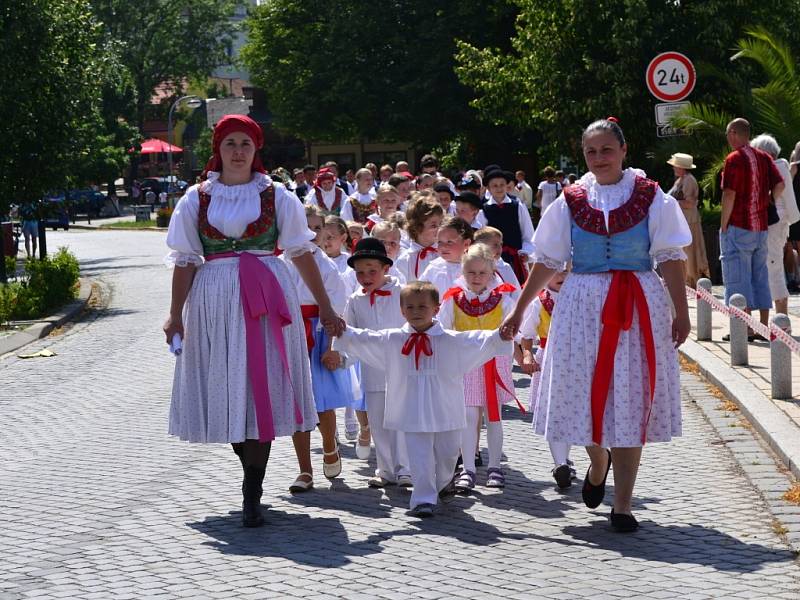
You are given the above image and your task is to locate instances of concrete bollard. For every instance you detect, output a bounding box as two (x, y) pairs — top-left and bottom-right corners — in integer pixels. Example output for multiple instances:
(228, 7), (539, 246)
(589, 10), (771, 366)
(770, 313), (792, 399)
(696, 278), (713, 341)
(729, 293), (748, 366)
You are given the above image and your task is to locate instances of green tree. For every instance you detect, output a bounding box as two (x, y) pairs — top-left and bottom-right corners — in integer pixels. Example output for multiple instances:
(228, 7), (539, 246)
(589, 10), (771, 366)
(242, 0), (516, 152)
(89, 0), (242, 130)
(672, 27), (800, 197)
(455, 0), (800, 168)
(0, 0), (110, 213)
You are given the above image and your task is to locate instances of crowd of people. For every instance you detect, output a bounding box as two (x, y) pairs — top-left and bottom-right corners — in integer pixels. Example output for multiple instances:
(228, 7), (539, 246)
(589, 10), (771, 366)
(162, 111), (799, 534)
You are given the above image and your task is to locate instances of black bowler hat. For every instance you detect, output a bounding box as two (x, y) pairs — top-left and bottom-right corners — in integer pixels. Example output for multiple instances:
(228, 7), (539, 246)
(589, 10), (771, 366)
(455, 191), (483, 210)
(347, 237), (393, 268)
(483, 166), (513, 184)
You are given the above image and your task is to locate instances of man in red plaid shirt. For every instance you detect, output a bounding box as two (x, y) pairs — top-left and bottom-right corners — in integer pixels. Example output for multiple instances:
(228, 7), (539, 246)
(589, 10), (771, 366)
(720, 118), (785, 339)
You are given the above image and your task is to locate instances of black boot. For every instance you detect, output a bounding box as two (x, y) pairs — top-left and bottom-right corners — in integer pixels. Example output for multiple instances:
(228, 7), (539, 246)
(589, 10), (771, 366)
(242, 465), (266, 527)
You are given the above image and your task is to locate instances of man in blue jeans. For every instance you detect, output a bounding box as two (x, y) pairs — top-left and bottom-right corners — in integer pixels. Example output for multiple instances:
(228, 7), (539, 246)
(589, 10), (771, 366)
(720, 118), (785, 340)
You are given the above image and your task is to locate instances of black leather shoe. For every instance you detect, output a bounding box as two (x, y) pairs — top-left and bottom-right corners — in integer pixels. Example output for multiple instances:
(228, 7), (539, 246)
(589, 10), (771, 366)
(581, 449), (611, 509)
(610, 509), (639, 532)
(242, 465), (265, 528)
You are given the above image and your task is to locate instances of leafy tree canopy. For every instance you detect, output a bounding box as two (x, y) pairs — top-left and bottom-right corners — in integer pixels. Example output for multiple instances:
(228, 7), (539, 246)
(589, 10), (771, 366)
(455, 0), (800, 168)
(242, 0), (516, 148)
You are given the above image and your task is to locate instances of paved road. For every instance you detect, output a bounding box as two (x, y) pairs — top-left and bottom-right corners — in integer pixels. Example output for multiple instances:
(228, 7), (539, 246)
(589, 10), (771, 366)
(1, 230), (799, 599)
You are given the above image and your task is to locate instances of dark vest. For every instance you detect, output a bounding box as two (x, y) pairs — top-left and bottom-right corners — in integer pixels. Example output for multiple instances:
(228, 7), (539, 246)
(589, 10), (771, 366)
(483, 197), (522, 250)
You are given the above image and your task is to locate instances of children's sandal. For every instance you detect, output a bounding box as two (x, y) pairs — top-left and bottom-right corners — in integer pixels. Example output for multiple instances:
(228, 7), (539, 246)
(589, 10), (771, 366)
(289, 472), (314, 493)
(454, 469), (476, 493)
(322, 443), (342, 479)
(485, 467), (506, 488)
(355, 426), (371, 460)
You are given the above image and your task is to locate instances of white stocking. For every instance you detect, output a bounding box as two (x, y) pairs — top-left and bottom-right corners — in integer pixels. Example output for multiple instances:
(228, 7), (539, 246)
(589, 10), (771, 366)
(461, 407), (481, 473)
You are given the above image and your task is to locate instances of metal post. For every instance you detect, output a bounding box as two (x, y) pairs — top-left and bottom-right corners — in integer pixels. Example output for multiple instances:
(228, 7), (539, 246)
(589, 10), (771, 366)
(696, 277), (712, 341)
(729, 293), (748, 366)
(770, 313), (792, 399)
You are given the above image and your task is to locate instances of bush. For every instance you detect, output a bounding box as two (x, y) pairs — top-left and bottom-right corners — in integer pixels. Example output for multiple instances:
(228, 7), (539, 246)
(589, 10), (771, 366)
(0, 248), (80, 324)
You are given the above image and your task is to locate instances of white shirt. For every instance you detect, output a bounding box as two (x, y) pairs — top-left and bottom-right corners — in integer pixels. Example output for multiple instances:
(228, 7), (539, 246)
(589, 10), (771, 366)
(774, 158), (800, 224)
(537, 180), (562, 212)
(342, 277), (404, 392)
(333, 320), (511, 432)
(533, 168), (691, 268)
(516, 180), (534, 209)
(482, 194), (535, 256)
(418, 257), (462, 297)
(329, 252), (357, 296)
(165, 171), (315, 267)
(340, 191), (376, 222)
(280, 246), (348, 312)
(304, 186), (342, 212)
(493, 258), (520, 295)
(394, 241), (439, 282)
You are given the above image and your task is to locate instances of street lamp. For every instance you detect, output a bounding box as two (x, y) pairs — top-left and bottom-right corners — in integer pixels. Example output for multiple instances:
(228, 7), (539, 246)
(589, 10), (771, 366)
(167, 95), (204, 206)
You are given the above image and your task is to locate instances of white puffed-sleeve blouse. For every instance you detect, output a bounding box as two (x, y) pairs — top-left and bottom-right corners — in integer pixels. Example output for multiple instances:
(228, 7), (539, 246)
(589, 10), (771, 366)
(532, 168), (691, 270)
(165, 171), (316, 267)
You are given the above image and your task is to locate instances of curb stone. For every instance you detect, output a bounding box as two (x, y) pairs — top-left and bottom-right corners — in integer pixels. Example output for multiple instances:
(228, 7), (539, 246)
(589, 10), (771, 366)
(0, 277), (95, 357)
(681, 368), (800, 553)
(680, 338), (800, 481)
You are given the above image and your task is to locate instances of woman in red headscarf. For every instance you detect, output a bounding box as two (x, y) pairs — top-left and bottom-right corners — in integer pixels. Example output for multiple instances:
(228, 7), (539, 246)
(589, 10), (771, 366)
(163, 115), (344, 527)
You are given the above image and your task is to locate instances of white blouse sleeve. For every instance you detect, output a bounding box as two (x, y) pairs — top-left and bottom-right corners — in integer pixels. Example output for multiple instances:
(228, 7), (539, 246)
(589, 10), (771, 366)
(531, 196), (571, 269)
(649, 187), (691, 264)
(275, 184), (316, 258)
(517, 201), (536, 256)
(164, 187), (204, 267)
(518, 299), (541, 341)
(438, 299), (454, 330)
(339, 198), (354, 222)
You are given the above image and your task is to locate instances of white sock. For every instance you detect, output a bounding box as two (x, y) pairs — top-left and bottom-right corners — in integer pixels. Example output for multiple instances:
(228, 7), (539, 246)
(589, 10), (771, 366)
(486, 419), (503, 469)
(549, 441), (571, 466)
(461, 407), (481, 473)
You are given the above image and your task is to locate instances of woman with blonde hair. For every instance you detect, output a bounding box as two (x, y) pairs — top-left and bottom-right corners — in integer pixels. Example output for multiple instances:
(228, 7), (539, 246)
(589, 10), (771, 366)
(666, 153), (709, 287)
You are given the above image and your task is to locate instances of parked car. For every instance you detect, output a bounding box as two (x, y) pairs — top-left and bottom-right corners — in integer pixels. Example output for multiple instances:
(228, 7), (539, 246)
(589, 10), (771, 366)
(67, 189), (105, 220)
(41, 194), (70, 230)
(139, 177), (188, 197)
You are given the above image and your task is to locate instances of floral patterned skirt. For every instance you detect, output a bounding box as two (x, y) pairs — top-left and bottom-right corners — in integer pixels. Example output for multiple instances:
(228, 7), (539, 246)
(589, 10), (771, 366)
(532, 271), (682, 447)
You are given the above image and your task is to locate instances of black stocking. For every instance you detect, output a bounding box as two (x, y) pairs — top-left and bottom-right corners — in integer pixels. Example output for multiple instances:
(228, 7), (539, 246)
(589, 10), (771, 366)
(232, 439), (271, 469)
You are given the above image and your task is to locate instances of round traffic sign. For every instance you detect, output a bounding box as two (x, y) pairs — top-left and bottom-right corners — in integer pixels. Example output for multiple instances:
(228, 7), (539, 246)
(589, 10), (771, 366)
(646, 52), (696, 102)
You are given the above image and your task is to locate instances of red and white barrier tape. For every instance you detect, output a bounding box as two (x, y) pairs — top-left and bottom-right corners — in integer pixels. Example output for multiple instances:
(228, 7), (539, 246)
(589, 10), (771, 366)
(686, 285), (800, 356)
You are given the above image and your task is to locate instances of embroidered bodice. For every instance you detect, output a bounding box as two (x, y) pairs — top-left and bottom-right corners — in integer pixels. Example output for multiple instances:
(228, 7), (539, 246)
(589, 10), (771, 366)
(198, 185), (279, 256)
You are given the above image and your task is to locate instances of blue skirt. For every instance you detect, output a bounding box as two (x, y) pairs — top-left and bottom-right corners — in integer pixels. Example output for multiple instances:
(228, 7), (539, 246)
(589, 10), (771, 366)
(308, 317), (360, 412)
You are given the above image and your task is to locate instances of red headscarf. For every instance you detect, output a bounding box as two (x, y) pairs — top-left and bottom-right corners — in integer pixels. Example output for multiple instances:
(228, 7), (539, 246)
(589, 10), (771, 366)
(201, 114), (266, 179)
(314, 168), (336, 187)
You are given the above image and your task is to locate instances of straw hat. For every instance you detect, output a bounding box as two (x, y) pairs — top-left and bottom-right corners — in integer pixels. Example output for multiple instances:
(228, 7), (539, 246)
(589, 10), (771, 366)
(666, 153), (696, 169)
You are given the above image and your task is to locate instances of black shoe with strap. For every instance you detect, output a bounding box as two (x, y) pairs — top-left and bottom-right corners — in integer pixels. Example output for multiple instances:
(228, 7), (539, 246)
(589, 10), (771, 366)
(610, 509), (639, 532)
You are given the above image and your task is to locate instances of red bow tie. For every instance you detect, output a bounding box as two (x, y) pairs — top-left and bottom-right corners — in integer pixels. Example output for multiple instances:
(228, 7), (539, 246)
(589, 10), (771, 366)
(414, 246), (437, 277)
(364, 288), (391, 306)
(401, 332), (433, 370)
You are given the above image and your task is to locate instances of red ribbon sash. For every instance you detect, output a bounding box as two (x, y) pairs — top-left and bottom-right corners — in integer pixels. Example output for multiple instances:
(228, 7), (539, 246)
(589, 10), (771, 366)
(482, 358), (526, 422)
(414, 246), (437, 278)
(502, 245), (529, 285)
(300, 304), (320, 354)
(401, 332), (433, 369)
(364, 288), (391, 306)
(589, 270), (656, 445)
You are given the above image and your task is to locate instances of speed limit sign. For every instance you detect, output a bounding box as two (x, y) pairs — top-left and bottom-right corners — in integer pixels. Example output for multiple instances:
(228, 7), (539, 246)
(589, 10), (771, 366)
(646, 52), (696, 102)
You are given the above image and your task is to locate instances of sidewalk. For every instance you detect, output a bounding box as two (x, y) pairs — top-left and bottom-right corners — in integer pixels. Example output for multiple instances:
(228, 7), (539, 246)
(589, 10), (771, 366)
(683, 285), (800, 478)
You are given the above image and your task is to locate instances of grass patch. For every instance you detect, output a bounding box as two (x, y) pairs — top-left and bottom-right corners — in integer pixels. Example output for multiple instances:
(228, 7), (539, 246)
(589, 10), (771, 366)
(99, 219), (162, 229)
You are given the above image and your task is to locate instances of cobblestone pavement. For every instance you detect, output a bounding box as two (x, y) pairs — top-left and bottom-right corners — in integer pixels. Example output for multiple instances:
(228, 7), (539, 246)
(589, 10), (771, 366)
(1, 230), (799, 599)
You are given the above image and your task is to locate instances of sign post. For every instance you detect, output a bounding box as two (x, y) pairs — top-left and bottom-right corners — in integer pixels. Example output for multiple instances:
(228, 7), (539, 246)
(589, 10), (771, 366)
(646, 52), (695, 137)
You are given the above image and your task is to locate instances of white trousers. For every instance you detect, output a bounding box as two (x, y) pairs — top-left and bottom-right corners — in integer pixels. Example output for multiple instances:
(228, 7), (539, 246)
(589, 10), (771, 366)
(404, 430), (461, 509)
(365, 391), (410, 480)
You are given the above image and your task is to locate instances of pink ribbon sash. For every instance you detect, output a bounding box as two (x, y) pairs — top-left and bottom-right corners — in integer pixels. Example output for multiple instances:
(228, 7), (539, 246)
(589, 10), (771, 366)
(207, 251), (301, 441)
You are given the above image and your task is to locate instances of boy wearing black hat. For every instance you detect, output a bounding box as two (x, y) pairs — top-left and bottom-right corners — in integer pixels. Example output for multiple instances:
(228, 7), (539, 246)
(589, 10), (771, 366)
(481, 166), (535, 283)
(341, 238), (411, 488)
(455, 191), (486, 230)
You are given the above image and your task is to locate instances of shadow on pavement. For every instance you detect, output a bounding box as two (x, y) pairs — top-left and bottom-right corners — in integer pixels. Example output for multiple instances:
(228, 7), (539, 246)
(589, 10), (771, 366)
(561, 519), (797, 572)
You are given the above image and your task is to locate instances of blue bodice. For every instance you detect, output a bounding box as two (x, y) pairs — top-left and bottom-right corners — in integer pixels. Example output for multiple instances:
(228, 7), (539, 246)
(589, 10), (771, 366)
(565, 176), (658, 274)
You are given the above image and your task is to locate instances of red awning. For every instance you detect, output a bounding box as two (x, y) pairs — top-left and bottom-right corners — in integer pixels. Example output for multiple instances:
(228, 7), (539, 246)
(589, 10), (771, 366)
(132, 138), (183, 154)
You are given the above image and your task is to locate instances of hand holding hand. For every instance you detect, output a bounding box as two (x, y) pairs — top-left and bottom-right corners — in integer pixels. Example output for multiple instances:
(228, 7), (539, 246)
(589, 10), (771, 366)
(321, 350), (341, 371)
(320, 305), (346, 337)
(499, 310), (522, 341)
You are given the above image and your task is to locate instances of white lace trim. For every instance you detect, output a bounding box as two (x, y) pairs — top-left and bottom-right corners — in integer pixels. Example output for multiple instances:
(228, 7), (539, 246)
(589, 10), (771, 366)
(653, 247), (687, 264)
(200, 171), (271, 198)
(164, 251), (204, 268)
(578, 168), (647, 212)
(534, 253), (567, 271)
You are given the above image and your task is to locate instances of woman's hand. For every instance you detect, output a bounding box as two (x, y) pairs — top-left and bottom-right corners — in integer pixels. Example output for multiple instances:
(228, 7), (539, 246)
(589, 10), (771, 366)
(321, 350), (341, 371)
(672, 313), (691, 348)
(499, 309), (523, 341)
(319, 304), (346, 337)
(163, 315), (184, 344)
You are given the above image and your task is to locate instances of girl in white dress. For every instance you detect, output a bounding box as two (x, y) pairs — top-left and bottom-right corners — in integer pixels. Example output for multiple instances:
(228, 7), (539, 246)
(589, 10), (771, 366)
(394, 193), (444, 282)
(164, 115), (344, 528)
(501, 118), (691, 532)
